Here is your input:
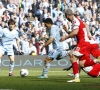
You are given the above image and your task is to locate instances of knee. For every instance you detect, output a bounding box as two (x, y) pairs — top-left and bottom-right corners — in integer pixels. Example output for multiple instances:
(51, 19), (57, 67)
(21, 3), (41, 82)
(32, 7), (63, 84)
(69, 51), (73, 57)
(44, 57), (52, 63)
(70, 55), (78, 63)
(70, 57), (73, 63)
(79, 61), (85, 68)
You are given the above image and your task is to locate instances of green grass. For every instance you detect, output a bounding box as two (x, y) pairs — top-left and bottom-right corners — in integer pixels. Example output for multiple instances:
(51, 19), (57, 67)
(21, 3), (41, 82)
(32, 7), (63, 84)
(0, 68), (100, 90)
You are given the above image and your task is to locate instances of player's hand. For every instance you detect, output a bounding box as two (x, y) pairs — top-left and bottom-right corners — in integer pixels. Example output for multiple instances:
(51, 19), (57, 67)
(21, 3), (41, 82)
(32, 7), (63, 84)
(88, 35), (93, 40)
(18, 49), (22, 52)
(19, 50), (23, 53)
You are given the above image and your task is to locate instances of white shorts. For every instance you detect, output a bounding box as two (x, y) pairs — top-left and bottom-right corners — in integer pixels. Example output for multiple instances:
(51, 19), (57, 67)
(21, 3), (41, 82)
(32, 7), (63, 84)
(0, 45), (14, 55)
(48, 49), (62, 60)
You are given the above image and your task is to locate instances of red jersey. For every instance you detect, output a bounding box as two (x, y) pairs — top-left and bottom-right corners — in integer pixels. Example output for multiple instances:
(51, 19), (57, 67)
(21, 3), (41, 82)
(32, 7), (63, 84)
(72, 17), (90, 57)
(72, 17), (89, 43)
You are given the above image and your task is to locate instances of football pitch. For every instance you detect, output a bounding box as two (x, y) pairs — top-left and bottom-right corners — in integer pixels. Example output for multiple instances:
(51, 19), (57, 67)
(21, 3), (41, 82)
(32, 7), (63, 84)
(0, 68), (100, 90)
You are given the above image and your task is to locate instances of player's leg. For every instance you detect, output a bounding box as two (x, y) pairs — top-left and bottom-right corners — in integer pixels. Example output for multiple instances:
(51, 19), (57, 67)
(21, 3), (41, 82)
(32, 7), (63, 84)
(90, 43), (100, 62)
(64, 47), (100, 78)
(38, 49), (61, 78)
(8, 55), (15, 76)
(67, 44), (91, 82)
(83, 63), (100, 77)
(64, 44), (100, 74)
(67, 54), (80, 82)
(0, 46), (5, 66)
(56, 50), (69, 60)
(38, 56), (52, 78)
(63, 48), (80, 82)
(79, 54), (99, 68)
(63, 50), (98, 79)
(63, 50), (75, 77)
(67, 60), (81, 77)
(6, 46), (15, 76)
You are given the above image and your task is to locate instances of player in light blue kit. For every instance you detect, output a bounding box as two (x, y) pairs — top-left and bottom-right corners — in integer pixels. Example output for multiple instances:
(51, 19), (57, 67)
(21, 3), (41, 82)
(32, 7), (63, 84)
(38, 18), (68, 78)
(0, 19), (20, 76)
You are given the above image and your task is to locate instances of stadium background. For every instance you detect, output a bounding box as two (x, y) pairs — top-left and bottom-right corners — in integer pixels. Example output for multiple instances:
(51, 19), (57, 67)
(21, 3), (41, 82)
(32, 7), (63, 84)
(0, 0), (100, 90)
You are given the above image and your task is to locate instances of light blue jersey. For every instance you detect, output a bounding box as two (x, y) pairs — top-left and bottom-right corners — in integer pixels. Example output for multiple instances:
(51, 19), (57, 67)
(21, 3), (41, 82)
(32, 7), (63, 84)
(50, 25), (63, 50)
(48, 25), (63, 59)
(0, 28), (19, 55)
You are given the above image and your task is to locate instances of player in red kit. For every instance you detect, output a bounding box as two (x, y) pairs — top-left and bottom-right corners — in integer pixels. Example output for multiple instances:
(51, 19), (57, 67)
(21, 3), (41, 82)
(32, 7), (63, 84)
(60, 9), (100, 82)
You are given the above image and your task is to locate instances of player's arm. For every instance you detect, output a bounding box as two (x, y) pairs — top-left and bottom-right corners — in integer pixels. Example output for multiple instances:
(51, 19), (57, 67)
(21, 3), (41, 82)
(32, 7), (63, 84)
(16, 39), (20, 51)
(43, 37), (54, 47)
(60, 29), (79, 41)
(84, 23), (92, 39)
(61, 19), (80, 41)
(41, 37), (54, 52)
(63, 25), (71, 34)
(15, 31), (21, 52)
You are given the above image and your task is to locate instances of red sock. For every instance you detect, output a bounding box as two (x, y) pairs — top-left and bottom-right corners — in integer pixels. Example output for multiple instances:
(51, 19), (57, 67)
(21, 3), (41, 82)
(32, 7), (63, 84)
(72, 62), (79, 75)
(84, 59), (96, 67)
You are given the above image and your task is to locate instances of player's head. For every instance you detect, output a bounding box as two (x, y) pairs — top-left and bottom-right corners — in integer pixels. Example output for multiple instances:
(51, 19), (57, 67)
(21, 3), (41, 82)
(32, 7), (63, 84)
(8, 19), (16, 31)
(43, 18), (53, 29)
(65, 9), (74, 22)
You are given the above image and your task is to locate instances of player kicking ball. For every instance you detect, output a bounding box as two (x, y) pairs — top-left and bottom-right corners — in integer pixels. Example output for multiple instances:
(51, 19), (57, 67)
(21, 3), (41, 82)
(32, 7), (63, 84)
(37, 18), (69, 78)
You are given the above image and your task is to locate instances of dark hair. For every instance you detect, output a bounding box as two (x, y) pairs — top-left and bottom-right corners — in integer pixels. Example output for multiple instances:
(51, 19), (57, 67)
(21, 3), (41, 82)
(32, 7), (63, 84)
(8, 19), (16, 25)
(43, 18), (53, 24)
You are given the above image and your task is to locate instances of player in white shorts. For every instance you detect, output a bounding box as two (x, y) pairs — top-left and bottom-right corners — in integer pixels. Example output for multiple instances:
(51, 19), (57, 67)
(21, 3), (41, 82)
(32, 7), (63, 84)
(0, 19), (20, 76)
(37, 18), (68, 78)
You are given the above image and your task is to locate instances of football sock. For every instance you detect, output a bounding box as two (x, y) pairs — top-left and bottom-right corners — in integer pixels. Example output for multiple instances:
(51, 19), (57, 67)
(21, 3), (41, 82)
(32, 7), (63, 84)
(72, 62), (79, 79)
(84, 59), (96, 67)
(42, 62), (50, 77)
(9, 61), (14, 73)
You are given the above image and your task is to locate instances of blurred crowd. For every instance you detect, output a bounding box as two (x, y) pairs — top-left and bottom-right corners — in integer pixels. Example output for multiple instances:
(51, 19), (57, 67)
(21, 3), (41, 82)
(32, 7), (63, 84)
(0, 0), (100, 55)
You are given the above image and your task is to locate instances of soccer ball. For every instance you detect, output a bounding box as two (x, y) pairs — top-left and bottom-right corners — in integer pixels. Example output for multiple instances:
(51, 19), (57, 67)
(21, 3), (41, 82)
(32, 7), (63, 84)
(20, 69), (29, 77)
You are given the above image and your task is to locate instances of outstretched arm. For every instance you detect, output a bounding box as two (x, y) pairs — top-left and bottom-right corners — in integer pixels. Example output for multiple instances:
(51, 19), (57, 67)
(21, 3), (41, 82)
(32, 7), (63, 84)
(60, 29), (79, 41)
(84, 23), (92, 39)
(41, 37), (54, 52)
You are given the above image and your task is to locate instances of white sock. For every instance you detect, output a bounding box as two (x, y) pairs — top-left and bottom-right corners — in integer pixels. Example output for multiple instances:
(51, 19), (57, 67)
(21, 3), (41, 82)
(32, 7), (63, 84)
(9, 61), (14, 73)
(75, 73), (79, 79)
(42, 63), (50, 76)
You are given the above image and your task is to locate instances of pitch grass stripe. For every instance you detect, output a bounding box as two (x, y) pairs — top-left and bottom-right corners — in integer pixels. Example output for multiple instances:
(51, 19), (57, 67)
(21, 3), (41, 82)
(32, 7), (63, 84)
(0, 71), (68, 72)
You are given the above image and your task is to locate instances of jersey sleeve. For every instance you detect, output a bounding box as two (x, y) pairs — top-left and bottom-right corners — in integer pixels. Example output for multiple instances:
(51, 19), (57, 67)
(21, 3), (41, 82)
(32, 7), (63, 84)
(0, 27), (3, 37)
(72, 18), (80, 30)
